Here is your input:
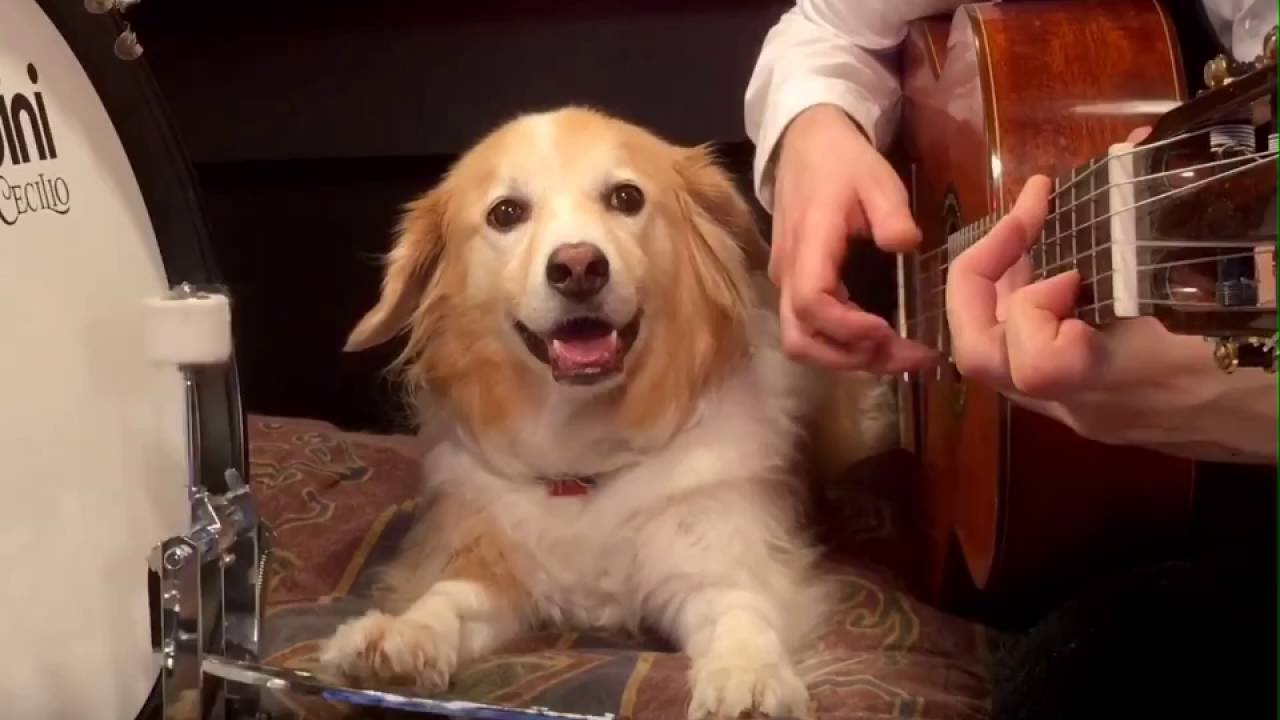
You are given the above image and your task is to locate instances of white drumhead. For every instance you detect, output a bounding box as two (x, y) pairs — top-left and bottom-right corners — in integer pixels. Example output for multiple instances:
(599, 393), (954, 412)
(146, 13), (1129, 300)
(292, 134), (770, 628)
(0, 2), (189, 718)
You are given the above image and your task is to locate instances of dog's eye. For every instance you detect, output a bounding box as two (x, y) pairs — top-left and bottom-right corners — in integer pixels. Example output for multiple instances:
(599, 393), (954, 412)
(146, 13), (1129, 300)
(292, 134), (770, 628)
(487, 198), (529, 231)
(605, 183), (645, 216)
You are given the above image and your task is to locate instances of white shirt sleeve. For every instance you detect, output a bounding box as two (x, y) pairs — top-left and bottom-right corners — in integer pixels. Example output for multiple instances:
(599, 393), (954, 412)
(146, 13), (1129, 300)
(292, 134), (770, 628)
(743, 0), (966, 212)
(744, 0), (1271, 212)
(1201, 0), (1277, 62)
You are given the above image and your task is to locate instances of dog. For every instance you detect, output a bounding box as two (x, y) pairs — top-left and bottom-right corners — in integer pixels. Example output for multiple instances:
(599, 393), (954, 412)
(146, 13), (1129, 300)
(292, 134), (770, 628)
(319, 107), (895, 719)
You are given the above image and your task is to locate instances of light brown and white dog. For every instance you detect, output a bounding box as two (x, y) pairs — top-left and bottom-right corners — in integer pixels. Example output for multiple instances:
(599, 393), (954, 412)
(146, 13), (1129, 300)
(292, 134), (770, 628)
(319, 107), (894, 719)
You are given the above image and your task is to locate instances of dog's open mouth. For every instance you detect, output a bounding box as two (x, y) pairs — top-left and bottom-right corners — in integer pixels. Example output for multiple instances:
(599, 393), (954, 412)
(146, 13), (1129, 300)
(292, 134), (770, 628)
(515, 315), (641, 385)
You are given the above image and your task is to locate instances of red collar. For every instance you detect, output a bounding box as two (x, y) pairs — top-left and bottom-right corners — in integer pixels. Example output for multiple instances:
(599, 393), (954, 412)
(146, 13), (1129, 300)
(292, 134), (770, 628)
(545, 475), (596, 497)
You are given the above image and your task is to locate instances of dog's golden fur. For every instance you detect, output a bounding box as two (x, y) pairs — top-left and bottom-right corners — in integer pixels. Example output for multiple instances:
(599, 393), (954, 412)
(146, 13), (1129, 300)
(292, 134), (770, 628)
(323, 107), (895, 719)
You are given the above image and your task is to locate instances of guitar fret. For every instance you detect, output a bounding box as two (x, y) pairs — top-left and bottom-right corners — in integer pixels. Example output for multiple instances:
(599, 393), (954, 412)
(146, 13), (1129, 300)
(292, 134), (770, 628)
(1070, 165), (1079, 276)
(911, 251), (921, 341)
(1046, 174), (1059, 273)
(1059, 167), (1070, 278)
(1091, 156), (1103, 324)
(1037, 214), (1047, 277)
(934, 251), (944, 355)
(1049, 176), (1061, 280)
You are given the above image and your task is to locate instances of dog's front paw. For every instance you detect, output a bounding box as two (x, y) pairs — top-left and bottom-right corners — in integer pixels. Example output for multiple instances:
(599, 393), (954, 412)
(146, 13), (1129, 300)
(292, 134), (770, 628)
(319, 610), (454, 694)
(688, 654), (810, 719)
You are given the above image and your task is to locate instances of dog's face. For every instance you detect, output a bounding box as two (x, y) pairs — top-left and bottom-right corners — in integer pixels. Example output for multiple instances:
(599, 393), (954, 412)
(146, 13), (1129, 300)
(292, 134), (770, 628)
(346, 108), (767, 438)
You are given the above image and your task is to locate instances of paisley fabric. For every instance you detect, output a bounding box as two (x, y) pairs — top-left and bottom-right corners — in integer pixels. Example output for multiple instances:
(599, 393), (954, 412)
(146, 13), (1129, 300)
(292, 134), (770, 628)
(248, 415), (994, 719)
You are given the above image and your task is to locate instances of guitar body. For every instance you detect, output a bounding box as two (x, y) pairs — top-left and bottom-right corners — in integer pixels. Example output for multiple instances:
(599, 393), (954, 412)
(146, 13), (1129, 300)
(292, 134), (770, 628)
(897, 0), (1199, 606)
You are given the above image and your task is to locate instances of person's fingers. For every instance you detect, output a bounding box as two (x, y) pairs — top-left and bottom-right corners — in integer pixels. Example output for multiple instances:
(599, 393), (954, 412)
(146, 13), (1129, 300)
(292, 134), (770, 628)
(794, 292), (889, 345)
(1002, 390), (1075, 429)
(876, 335), (941, 373)
(952, 175), (1052, 287)
(818, 327), (938, 375)
(859, 170), (922, 253)
(1004, 270), (1101, 398)
(790, 248), (940, 368)
(780, 284), (937, 373)
(779, 289), (867, 370)
(788, 207), (869, 343)
(769, 193), (803, 289)
(945, 177), (1051, 384)
(994, 254), (1034, 323)
(782, 326), (866, 370)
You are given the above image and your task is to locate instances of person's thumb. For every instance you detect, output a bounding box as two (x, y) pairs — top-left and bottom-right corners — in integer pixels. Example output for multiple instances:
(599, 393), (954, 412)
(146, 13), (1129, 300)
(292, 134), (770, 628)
(858, 175), (921, 253)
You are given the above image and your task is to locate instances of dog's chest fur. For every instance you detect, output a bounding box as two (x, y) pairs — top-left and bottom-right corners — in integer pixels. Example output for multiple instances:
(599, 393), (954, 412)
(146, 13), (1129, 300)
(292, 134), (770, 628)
(412, 309), (819, 631)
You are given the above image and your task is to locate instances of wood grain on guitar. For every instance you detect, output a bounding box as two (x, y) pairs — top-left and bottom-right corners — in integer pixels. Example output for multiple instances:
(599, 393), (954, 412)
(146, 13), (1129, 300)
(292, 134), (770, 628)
(891, 0), (1277, 612)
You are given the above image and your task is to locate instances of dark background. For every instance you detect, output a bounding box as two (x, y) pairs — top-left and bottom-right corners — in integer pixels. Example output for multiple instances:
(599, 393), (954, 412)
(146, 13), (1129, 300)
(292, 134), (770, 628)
(130, 0), (795, 433)
(128, 0), (1218, 434)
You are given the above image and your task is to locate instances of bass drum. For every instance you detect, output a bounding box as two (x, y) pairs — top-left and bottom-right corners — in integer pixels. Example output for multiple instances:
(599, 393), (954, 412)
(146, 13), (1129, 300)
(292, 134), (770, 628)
(0, 1), (246, 718)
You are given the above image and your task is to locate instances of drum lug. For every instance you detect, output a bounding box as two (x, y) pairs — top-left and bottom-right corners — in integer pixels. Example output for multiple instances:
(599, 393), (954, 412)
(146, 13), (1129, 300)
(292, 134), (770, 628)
(84, 0), (141, 12)
(81, 0), (145, 60)
(149, 536), (204, 719)
(147, 484), (271, 719)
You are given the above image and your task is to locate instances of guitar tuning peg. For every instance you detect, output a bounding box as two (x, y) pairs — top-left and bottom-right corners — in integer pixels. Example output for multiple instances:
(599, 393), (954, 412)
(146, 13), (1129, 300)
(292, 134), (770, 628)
(114, 25), (143, 60)
(1203, 54), (1231, 89)
(1214, 337), (1277, 373)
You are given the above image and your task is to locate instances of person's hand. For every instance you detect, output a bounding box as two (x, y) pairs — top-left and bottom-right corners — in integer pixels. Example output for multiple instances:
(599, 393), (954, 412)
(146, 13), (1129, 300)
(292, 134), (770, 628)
(770, 104), (938, 373)
(944, 127), (1276, 459)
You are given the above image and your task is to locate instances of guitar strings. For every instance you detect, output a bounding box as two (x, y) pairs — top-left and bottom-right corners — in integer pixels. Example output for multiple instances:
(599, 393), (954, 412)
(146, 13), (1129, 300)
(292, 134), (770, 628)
(1041, 125), (1218, 203)
(911, 126), (1263, 265)
(912, 294), (1275, 334)
(917, 125), (1232, 262)
(911, 245), (1269, 327)
(1029, 150), (1274, 259)
(920, 146), (1275, 267)
(1036, 150), (1267, 232)
(923, 247), (1270, 297)
(1074, 296), (1276, 315)
(911, 138), (1161, 264)
(920, 149), (1275, 277)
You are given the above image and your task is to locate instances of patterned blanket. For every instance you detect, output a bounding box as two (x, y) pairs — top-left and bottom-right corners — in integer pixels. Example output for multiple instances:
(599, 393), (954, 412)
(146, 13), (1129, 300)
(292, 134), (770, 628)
(247, 415), (994, 719)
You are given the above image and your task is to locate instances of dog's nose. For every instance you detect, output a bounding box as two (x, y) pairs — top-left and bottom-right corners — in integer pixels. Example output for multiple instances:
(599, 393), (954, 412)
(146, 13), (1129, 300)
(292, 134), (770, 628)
(546, 243), (610, 301)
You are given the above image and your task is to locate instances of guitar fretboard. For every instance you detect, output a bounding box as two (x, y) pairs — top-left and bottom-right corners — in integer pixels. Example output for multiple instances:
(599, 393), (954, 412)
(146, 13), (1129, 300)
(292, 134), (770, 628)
(905, 155), (1119, 354)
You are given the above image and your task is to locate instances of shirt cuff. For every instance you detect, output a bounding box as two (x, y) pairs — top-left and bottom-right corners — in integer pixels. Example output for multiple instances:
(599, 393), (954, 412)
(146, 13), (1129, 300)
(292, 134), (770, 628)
(751, 77), (889, 214)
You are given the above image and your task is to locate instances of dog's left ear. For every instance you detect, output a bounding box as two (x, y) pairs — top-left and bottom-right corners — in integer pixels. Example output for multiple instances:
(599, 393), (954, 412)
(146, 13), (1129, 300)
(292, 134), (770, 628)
(345, 188), (449, 352)
(674, 145), (769, 269)
(673, 145), (769, 311)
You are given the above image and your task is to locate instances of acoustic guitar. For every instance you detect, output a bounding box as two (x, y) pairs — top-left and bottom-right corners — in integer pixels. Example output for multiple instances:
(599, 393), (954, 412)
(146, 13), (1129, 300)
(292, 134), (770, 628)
(891, 0), (1277, 608)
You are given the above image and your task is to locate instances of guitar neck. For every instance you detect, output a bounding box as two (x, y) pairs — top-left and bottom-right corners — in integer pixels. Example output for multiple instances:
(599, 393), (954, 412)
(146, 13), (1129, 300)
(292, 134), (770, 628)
(942, 154), (1120, 325)
(905, 153), (1118, 354)
(904, 125), (1277, 355)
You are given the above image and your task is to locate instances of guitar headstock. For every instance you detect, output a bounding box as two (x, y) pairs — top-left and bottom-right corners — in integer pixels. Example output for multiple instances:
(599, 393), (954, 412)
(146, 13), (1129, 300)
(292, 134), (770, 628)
(1119, 29), (1277, 372)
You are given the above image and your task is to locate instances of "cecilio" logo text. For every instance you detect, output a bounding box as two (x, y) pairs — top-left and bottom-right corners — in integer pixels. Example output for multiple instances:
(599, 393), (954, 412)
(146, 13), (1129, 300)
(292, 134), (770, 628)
(0, 63), (71, 226)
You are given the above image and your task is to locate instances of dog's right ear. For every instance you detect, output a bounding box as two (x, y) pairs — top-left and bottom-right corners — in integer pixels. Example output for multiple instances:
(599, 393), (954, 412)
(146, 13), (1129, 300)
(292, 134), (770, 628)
(345, 188), (448, 352)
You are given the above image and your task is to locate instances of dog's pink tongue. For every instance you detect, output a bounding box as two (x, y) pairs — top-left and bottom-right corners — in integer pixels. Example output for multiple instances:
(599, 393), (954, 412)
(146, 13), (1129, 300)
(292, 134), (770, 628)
(550, 333), (620, 376)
